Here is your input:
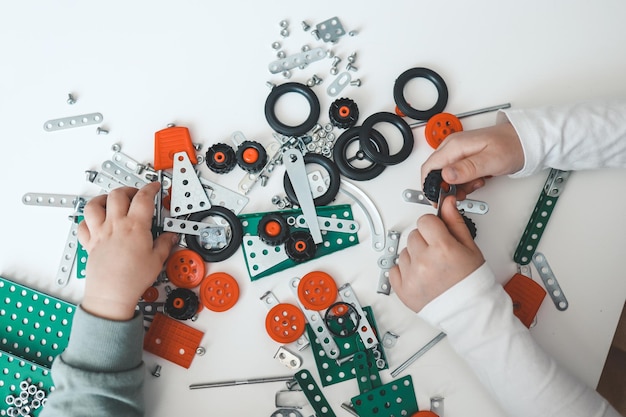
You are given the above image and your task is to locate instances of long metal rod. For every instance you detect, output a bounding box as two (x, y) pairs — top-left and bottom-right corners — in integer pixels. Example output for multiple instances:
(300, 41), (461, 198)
(189, 375), (294, 390)
(409, 103), (511, 129)
(390, 332), (446, 377)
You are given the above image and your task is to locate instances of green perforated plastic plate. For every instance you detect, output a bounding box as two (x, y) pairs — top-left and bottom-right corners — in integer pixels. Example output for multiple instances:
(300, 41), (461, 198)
(351, 375), (419, 417)
(239, 204), (359, 280)
(0, 276), (75, 413)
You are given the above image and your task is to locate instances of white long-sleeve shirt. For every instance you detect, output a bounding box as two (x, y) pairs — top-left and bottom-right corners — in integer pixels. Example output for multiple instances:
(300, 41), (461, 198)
(419, 99), (626, 417)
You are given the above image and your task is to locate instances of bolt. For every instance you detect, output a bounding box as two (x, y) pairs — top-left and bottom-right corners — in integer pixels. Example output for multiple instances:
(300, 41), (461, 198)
(280, 28), (289, 38)
(346, 63), (358, 72)
(196, 346), (206, 356)
(330, 66), (338, 76)
(282, 70), (291, 79)
(96, 127), (109, 135)
(271, 41), (281, 50)
(266, 81), (276, 89)
(312, 74), (323, 85)
(279, 19), (288, 28)
(193, 142), (202, 151)
(348, 52), (357, 63)
(271, 195), (282, 205)
(301, 21), (310, 31)
(306, 77), (316, 87)
(152, 365), (162, 377)
(66, 93), (76, 105)
(350, 79), (362, 87)
(331, 56), (341, 67)
(167, 123), (176, 128)
(301, 44), (310, 52)
(111, 143), (122, 152)
(311, 29), (320, 40)
(277, 50), (286, 59)
(349, 30), (359, 36)
(259, 175), (269, 187)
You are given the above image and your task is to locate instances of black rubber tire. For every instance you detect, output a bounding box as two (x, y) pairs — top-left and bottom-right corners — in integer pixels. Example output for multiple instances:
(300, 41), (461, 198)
(165, 288), (199, 321)
(185, 206), (243, 262)
(359, 112), (414, 165)
(265, 82), (321, 136)
(257, 213), (290, 246)
(235, 140), (268, 173)
(329, 97), (359, 129)
(283, 153), (341, 206)
(423, 169), (444, 202)
(205, 143), (237, 174)
(393, 67), (448, 121)
(284, 231), (316, 263)
(463, 214), (478, 240)
(332, 126), (389, 181)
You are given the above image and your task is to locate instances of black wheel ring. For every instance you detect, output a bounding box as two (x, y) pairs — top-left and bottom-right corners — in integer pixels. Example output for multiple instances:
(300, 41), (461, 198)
(165, 288), (199, 320)
(284, 231), (317, 263)
(393, 67), (448, 121)
(333, 126), (389, 181)
(185, 205), (243, 262)
(257, 213), (290, 246)
(265, 82), (321, 136)
(283, 153), (341, 206)
(423, 169), (444, 202)
(359, 112), (414, 165)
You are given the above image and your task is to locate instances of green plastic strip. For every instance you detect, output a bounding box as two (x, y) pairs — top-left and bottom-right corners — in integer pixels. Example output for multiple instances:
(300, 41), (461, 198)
(513, 169), (570, 265)
(239, 204), (359, 280)
(0, 276), (75, 414)
(351, 375), (419, 417)
(307, 306), (388, 387)
(294, 369), (336, 417)
(353, 350), (382, 393)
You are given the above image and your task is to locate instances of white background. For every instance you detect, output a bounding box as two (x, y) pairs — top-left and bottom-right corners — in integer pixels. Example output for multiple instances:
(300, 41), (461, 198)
(1, 1), (626, 416)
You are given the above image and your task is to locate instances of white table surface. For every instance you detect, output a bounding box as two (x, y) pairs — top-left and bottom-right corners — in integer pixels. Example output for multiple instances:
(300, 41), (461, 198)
(1, 1), (626, 416)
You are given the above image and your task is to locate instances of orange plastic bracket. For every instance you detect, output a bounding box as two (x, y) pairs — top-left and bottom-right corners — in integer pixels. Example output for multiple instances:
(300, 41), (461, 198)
(143, 313), (204, 368)
(503, 273), (547, 328)
(154, 126), (197, 170)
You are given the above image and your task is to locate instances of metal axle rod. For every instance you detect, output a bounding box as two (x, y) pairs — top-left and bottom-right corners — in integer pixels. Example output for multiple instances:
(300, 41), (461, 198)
(189, 375), (294, 390)
(409, 103), (512, 129)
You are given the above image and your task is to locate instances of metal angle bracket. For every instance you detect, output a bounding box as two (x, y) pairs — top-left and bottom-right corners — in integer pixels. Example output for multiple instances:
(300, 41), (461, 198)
(170, 151), (211, 216)
(377, 230), (400, 295)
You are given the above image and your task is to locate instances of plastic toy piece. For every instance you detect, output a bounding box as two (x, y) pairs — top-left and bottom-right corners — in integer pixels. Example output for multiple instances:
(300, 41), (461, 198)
(165, 249), (206, 289)
(329, 97), (359, 129)
(236, 141), (268, 173)
(143, 313), (204, 368)
(297, 271), (338, 311)
(257, 213), (290, 246)
(154, 126), (197, 170)
(504, 273), (547, 328)
(353, 350), (382, 393)
(164, 288), (200, 320)
(351, 375), (419, 417)
(265, 303), (306, 344)
(294, 369), (337, 417)
(424, 112), (463, 149)
(285, 231), (317, 263)
(141, 286), (160, 303)
(205, 143), (237, 174)
(199, 272), (240, 312)
(411, 412), (439, 417)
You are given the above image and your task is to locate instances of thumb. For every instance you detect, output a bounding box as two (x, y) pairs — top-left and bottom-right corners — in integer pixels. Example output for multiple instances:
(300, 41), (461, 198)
(441, 153), (493, 185)
(440, 196), (475, 247)
(153, 232), (179, 263)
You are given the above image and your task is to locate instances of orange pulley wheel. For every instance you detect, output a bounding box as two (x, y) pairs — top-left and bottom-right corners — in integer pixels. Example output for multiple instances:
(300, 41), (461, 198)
(424, 112), (463, 149)
(410, 412), (439, 417)
(165, 249), (205, 289)
(265, 303), (306, 344)
(297, 271), (338, 311)
(199, 272), (240, 312)
(141, 286), (159, 303)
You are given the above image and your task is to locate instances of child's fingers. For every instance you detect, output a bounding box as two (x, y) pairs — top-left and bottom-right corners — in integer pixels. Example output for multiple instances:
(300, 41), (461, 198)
(128, 182), (161, 225)
(77, 220), (91, 250)
(83, 194), (107, 229)
(153, 232), (178, 263)
(106, 187), (139, 219)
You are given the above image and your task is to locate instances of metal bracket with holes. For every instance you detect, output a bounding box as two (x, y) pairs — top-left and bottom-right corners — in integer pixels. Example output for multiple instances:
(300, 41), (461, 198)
(294, 215), (359, 233)
(199, 177), (249, 215)
(316, 17), (346, 43)
(377, 230), (400, 295)
(268, 47), (327, 74)
(514, 169), (570, 265)
(531, 252), (569, 310)
(170, 151), (211, 216)
(327, 72), (351, 97)
(402, 188), (489, 214)
(274, 346), (303, 369)
(43, 112), (103, 131)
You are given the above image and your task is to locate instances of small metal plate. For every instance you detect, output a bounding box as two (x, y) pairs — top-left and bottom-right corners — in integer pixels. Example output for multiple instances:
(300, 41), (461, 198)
(293, 369), (336, 417)
(294, 215), (359, 233)
(532, 252), (569, 311)
(56, 222), (79, 287)
(377, 231), (400, 295)
(22, 193), (83, 209)
(268, 47), (327, 73)
(316, 17), (346, 43)
(170, 151), (211, 216)
(327, 72), (351, 97)
(43, 112), (103, 131)
(199, 178), (249, 215)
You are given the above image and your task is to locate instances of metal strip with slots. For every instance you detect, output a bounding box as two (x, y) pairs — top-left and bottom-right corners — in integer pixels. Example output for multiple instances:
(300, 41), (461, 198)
(290, 277), (340, 360)
(268, 47), (327, 73)
(376, 230), (400, 295)
(101, 160), (149, 188)
(294, 215), (359, 233)
(514, 169), (570, 265)
(43, 112), (103, 131)
(403, 188), (489, 214)
(56, 222), (79, 287)
(22, 193), (83, 209)
(338, 283), (379, 349)
(531, 252), (569, 311)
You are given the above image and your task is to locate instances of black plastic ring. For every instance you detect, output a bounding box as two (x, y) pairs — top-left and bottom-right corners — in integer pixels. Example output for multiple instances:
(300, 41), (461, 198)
(265, 82), (321, 136)
(393, 67), (448, 121)
(359, 112), (414, 165)
(283, 153), (341, 206)
(185, 205), (243, 262)
(333, 126), (389, 181)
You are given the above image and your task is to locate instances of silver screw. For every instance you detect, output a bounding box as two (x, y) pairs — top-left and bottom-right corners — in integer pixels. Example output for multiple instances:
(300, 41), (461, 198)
(312, 74), (323, 85)
(266, 81), (276, 90)
(301, 21), (310, 31)
(111, 143), (122, 152)
(350, 79), (362, 87)
(196, 347), (206, 356)
(311, 29), (320, 40)
(271, 41), (281, 50)
(346, 63), (358, 72)
(349, 30), (359, 36)
(96, 127), (109, 135)
(152, 365), (162, 377)
(331, 56), (341, 67)
(279, 19), (288, 28)
(282, 70), (291, 79)
(347, 52), (357, 63)
(280, 28), (289, 38)
(66, 93), (76, 105)
(330, 66), (338, 76)
(301, 44), (310, 52)
(277, 50), (286, 59)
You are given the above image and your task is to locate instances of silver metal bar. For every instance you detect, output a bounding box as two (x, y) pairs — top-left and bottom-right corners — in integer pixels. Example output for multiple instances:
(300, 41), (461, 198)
(189, 375), (294, 390)
(409, 103), (511, 129)
(390, 332), (447, 377)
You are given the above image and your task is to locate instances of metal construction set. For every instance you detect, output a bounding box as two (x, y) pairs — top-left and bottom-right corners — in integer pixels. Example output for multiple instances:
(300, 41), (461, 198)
(3, 16), (571, 417)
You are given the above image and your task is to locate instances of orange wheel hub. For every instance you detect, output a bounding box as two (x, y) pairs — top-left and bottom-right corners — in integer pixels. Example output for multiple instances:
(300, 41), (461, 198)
(199, 272), (240, 312)
(165, 249), (205, 288)
(265, 303), (306, 344)
(424, 112), (463, 149)
(297, 271), (338, 311)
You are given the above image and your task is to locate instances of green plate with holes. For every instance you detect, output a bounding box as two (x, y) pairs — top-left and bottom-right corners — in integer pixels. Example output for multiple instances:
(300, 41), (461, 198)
(351, 375), (419, 417)
(0, 276), (75, 414)
(239, 204), (359, 280)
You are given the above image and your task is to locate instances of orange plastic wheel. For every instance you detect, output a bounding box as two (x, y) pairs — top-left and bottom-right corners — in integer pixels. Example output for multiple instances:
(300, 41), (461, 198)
(242, 147), (259, 164)
(165, 249), (205, 289)
(199, 272), (239, 312)
(265, 303), (306, 344)
(141, 286), (159, 303)
(394, 104), (407, 118)
(297, 271), (338, 311)
(410, 412), (439, 417)
(424, 112), (463, 149)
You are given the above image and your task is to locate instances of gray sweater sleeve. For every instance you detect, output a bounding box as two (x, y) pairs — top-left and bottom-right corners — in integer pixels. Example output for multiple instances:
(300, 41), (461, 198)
(40, 306), (146, 417)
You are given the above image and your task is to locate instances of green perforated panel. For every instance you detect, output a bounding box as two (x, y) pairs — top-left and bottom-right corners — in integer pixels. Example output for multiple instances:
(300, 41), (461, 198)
(0, 276), (75, 413)
(351, 375), (419, 417)
(239, 204), (359, 280)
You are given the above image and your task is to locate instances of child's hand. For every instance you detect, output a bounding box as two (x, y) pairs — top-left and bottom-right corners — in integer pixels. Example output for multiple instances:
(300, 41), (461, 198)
(389, 196), (485, 313)
(77, 183), (178, 321)
(420, 122), (524, 201)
